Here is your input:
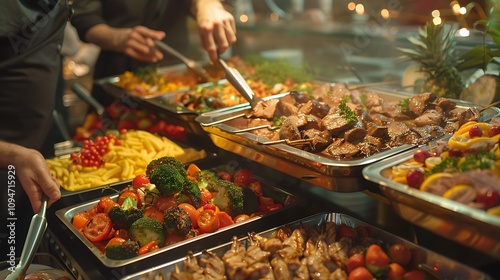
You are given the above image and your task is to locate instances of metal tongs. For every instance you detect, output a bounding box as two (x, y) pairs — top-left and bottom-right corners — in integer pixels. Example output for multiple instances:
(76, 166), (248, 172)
(154, 40), (210, 82)
(218, 57), (262, 108)
(6, 196), (49, 280)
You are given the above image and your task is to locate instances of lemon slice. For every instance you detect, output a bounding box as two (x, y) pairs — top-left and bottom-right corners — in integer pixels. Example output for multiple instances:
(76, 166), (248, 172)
(420, 173), (453, 192)
(425, 156), (442, 170)
(442, 184), (474, 200)
(487, 205), (500, 216)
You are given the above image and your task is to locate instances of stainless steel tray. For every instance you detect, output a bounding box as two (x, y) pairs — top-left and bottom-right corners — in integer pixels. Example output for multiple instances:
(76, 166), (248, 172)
(54, 175), (296, 268)
(362, 148), (500, 259)
(195, 90), (500, 192)
(122, 212), (492, 280)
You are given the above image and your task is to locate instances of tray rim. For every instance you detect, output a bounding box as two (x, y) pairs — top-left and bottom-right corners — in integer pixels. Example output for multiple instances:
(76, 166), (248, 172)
(362, 148), (500, 227)
(121, 211), (493, 280)
(54, 176), (297, 268)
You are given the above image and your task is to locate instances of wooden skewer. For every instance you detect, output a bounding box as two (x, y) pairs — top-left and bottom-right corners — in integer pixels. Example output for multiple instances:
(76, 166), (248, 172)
(479, 100), (500, 113)
(259, 138), (314, 146)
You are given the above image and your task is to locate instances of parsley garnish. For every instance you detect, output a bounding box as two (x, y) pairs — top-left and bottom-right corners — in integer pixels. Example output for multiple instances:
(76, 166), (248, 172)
(399, 98), (410, 112)
(339, 101), (357, 123)
(272, 116), (286, 127)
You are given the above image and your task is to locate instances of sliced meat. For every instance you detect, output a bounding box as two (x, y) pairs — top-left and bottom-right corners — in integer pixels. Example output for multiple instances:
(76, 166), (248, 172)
(457, 107), (481, 126)
(288, 113), (308, 128)
(320, 114), (356, 135)
(298, 100), (330, 119)
(369, 113), (393, 126)
(411, 125), (445, 141)
(380, 104), (412, 121)
(344, 127), (367, 143)
(433, 97), (456, 114)
(365, 122), (389, 140)
(275, 97), (298, 117)
(300, 114), (322, 130)
(387, 122), (411, 139)
(323, 138), (360, 158)
(300, 129), (333, 152)
(364, 135), (385, 150)
(408, 92), (436, 116)
(290, 90), (310, 104)
(279, 118), (301, 140)
(414, 109), (442, 126)
(252, 99), (279, 119)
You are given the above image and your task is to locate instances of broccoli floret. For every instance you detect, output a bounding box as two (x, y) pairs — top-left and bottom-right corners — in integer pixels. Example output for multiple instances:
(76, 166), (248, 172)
(108, 197), (144, 229)
(149, 164), (185, 196)
(194, 169), (220, 189)
(129, 217), (165, 247)
(209, 180), (244, 217)
(163, 206), (192, 236)
(146, 156), (186, 177)
(176, 179), (202, 208)
(105, 239), (139, 260)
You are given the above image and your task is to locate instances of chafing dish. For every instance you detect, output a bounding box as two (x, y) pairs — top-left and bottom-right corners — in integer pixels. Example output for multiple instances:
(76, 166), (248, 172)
(363, 148), (500, 259)
(195, 89), (500, 192)
(122, 212), (492, 280)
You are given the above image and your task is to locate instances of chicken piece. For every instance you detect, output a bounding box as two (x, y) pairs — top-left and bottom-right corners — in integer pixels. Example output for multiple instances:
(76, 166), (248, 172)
(328, 237), (352, 269)
(185, 251), (205, 279)
(282, 228), (307, 256)
(292, 258), (310, 280)
(245, 234), (272, 266)
(245, 262), (272, 280)
(306, 252), (332, 280)
(316, 235), (338, 272)
(329, 268), (347, 280)
(277, 246), (302, 273)
(271, 255), (291, 280)
(170, 264), (195, 280)
(223, 236), (247, 280)
(200, 251), (226, 280)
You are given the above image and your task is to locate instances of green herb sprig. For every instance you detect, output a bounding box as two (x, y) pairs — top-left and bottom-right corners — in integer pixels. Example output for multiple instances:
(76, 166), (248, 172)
(339, 101), (358, 123)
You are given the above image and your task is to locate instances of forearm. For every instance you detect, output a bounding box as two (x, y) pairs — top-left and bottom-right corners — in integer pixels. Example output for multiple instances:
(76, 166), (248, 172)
(0, 141), (27, 169)
(84, 24), (128, 52)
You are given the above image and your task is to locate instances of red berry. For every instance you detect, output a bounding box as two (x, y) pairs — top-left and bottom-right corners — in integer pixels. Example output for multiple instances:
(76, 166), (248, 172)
(476, 190), (500, 209)
(488, 126), (500, 137)
(413, 149), (431, 164)
(469, 125), (483, 138)
(406, 169), (425, 189)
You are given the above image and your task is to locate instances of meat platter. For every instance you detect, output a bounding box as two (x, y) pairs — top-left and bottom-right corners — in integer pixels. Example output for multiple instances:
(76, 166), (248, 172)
(54, 172), (296, 268)
(362, 123), (500, 259)
(195, 84), (500, 191)
(121, 212), (492, 280)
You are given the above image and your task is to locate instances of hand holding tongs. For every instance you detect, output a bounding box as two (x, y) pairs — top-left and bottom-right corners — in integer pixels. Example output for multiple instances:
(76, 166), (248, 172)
(6, 196), (49, 280)
(154, 40), (210, 82)
(217, 57), (262, 108)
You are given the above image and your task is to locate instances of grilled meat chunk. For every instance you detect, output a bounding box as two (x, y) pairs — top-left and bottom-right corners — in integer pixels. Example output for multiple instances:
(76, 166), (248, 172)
(343, 127), (367, 144)
(414, 109), (442, 126)
(324, 139), (360, 158)
(252, 99), (279, 119)
(408, 92), (436, 116)
(321, 114), (356, 135)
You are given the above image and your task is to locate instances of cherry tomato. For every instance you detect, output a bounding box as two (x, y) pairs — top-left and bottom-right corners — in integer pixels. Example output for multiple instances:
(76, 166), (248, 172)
(105, 237), (126, 247)
(257, 203), (283, 213)
(216, 171), (232, 181)
(72, 211), (91, 230)
(406, 169), (425, 189)
(413, 149), (431, 164)
(132, 174), (150, 188)
(144, 206), (164, 223)
(233, 214), (251, 223)
(216, 211), (234, 228)
(202, 203), (217, 211)
(178, 203), (200, 228)
(488, 126), (500, 137)
(154, 195), (177, 213)
(200, 188), (213, 206)
(138, 240), (159, 255)
(97, 196), (119, 214)
(186, 164), (201, 178)
(197, 209), (220, 234)
(469, 125), (483, 138)
(82, 213), (112, 242)
(232, 169), (254, 187)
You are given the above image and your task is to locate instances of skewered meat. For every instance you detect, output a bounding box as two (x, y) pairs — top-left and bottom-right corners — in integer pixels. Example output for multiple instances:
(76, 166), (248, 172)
(323, 139), (360, 158)
(271, 255), (291, 280)
(328, 237), (352, 269)
(411, 124), (445, 141)
(185, 251), (205, 279)
(329, 268), (347, 280)
(408, 92), (436, 116)
(369, 113), (393, 126)
(324, 222), (336, 245)
(299, 100), (330, 119)
(457, 107), (481, 126)
(279, 117), (301, 140)
(301, 129), (333, 152)
(170, 264), (195, 280)
(343, 127), (367, 144)
(276, 95), (299, 117)
(414, 109), (442, 126)
(200, 251), (226, 280)
(223, 237), (247, 280)
(320, 114), (355, 135)
(252, 99), (279, 119)
(290, 90), (311, 104)
(293, 258), (310, 280)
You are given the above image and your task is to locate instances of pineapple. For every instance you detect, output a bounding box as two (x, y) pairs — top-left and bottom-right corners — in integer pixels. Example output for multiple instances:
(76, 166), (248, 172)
(398, 22), (464, 99)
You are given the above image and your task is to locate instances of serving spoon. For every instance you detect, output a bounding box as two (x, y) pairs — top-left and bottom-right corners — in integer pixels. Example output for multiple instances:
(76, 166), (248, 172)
(6, 196), (48, 280)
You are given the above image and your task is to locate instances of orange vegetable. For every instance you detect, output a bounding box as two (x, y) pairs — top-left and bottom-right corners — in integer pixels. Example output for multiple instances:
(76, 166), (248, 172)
(197, 209), (220, 234)
(143, 206), (164, 223)
(233, 214), (251, 223)
(138, 240), (160, 255)
(216, 211), (234, 228)
(178, 203), (200, 228)
(72, 211), (91, 230)
(186, 163), (201, 181)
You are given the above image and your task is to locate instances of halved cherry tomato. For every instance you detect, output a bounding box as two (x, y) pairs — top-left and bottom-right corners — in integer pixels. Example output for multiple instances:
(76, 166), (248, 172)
(114, 229), (129, 239)
(233, 214), (251, 223)
(106, 237), (126, 247)
(202, 203), (217, 211)
(132, 174), (150, 188)
(178, 203), (200, 228)
(200, 188), (213, 206)
(197, 209), (220, 234)
(118, 191), (142, 208)
(72, 211), (91, 230)
(104, 227), (116, 240)
(143, 206), (164, 223)
(216, 211), (234, 228)
(154, 195), (177, 212)
(97, 196), (119, 214)
(82, 213), (113, 242)
(87, 205), (100, 217)
(233, 169), (254, 187)
(138, 240), (159, 255)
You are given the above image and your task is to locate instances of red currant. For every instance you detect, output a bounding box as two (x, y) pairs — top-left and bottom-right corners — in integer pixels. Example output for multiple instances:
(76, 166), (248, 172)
(406, 169), (425, 189)
(469, 125), (483, 138)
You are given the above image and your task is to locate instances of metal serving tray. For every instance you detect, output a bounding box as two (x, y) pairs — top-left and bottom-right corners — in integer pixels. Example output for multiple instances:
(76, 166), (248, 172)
(195, 89), (500, 192)
(54, 175), (296, 268)
(362, 148), (500, 260)
(122, 212), (492, 280)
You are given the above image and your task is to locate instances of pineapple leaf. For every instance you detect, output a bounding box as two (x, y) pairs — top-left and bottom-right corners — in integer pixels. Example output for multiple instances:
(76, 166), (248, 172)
(457, 46), (500, 71)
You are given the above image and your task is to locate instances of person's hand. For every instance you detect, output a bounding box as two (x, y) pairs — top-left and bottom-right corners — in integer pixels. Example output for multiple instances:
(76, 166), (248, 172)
(194, 0), (237, 62)
(113, 26), (166, 63)
(10, 145), (61, 213)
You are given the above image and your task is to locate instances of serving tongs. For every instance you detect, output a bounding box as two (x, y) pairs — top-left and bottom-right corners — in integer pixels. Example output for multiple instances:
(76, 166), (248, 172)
(6, 196), (49, 280)
(154, 40), (210, 83)
(218, 57), (262, 108)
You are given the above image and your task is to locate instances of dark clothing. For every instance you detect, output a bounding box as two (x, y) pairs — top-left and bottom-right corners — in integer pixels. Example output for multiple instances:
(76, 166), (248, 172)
(71, 0), (193, 106)
(0, 0), (69, 260)
(0, 0), (69, 152)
